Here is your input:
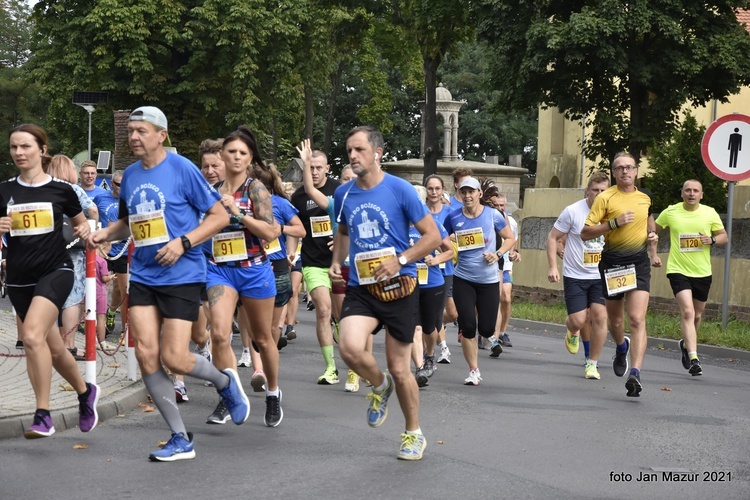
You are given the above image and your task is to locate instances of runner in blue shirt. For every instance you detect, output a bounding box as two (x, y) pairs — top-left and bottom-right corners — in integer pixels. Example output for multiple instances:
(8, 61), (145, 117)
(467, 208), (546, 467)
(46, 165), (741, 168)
(443, 177), (516, 386)
(330, 125), (440, 461)
(408, 185), (453, 388)
(424, 174), (455, 364)
(89, 106), (248, 462)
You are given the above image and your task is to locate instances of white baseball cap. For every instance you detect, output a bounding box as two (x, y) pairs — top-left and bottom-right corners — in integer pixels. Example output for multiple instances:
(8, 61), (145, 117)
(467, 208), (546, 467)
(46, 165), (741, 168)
(458, 177), (482, 191)
(129, 106), (171, 146)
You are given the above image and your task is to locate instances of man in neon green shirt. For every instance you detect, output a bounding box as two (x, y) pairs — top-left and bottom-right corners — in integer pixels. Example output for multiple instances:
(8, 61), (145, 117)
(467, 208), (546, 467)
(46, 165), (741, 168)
(654, 180), (727, 376)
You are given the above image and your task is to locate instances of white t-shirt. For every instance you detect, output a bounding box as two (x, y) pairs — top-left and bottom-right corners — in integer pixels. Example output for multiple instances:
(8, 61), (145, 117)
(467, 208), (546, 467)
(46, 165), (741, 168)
(503, 215), (518, 272)
(553, 199), (604, 280)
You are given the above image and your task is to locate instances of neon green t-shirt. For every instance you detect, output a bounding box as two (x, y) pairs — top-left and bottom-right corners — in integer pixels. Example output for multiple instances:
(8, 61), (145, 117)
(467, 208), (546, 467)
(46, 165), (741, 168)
(655, 203), (724, 277)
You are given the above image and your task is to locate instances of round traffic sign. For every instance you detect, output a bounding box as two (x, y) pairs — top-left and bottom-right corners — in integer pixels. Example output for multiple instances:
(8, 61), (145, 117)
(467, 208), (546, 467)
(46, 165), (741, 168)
(701, 113), (750, 182)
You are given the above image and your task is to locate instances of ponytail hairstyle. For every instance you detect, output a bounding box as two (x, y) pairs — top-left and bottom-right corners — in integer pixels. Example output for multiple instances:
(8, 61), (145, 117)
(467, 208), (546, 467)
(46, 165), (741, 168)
(257, 163), (288, 200)
(479, 177), (499, 207)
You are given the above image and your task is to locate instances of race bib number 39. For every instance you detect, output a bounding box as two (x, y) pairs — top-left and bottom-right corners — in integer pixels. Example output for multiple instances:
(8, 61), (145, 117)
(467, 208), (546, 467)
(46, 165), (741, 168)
(354, 247), (397, 285)
(679, 233), (703, 253)
(604, 264), (637, 295)
(310, 216), (333, 237)
(130, 210), (169, 247)
(455, 227), (485, 251)
(8, 202), (54, 236)
(213, 231), (248, 263)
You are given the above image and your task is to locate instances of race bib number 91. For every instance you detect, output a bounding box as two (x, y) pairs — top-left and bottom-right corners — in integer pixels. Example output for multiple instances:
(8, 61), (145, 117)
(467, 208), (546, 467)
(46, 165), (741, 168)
(212, 231), (249, 263)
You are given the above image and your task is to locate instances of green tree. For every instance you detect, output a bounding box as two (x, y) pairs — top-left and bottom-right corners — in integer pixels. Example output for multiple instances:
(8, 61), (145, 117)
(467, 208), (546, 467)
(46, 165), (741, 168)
(438, 40), (537, 171)
(473, 0), (750, 167)
(0, 0), (48, 179)
(645, 113), (727, 213)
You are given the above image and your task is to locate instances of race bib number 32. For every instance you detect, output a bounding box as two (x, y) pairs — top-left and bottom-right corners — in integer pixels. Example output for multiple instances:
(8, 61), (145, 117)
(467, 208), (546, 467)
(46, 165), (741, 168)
(604, 264), (637, 296)
(130, 210), (169, 247)
(8, 202), (54, 236)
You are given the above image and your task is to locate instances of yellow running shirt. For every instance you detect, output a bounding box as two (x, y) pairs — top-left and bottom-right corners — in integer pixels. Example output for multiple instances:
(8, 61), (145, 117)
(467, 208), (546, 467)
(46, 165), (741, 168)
(585, 185), (652, 255)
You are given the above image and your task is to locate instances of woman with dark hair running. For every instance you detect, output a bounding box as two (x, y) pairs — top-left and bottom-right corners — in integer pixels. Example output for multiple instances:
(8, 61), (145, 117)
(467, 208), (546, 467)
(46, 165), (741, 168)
(1, 124), (99, 438)
(204, 126), (284, 427)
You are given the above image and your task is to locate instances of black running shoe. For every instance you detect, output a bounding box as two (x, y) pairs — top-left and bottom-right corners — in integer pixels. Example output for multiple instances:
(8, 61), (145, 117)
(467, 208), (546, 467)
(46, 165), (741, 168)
(678, 339), (690, 370)
(612, 336), (630, 377)
(264, 390), (283, 427)
(206, 400), (230, 424)
(688, 359), (703, 376)
(625, 371), (642, 397)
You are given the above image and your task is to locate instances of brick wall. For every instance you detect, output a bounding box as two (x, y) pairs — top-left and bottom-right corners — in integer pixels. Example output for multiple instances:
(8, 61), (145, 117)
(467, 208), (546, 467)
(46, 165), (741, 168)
(113, 110), (137, 171)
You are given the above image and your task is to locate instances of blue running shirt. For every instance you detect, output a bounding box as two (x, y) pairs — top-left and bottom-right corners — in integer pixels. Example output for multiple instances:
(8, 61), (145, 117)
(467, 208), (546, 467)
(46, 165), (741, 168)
(334, 174), (429, 286)
(431, 204), (455, 277)
(118, 152), (221, 285)
(443, 205), (507, 284)
(408, 223), (448, 289)
(267, 194), (299, 261)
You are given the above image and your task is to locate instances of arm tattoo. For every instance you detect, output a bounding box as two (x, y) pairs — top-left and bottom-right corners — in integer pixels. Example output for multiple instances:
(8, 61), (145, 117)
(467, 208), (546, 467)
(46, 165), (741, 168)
(249, 181), (274, 226)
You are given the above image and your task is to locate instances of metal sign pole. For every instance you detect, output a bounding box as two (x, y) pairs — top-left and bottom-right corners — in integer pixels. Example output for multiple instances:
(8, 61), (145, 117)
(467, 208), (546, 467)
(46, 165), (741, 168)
(722, 182), (734, 329)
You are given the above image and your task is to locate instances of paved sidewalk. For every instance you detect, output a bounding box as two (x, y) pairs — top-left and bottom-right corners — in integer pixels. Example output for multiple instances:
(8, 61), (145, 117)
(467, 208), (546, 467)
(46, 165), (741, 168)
(0, 307), (146, 440)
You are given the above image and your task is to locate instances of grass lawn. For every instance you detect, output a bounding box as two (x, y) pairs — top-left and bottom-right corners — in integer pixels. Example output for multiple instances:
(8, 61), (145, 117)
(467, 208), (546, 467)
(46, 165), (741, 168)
(511, 300), (750, 351)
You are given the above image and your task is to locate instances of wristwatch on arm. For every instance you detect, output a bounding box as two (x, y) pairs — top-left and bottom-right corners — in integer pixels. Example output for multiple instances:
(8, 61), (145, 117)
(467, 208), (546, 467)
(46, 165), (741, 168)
(397, 254), (408, 266)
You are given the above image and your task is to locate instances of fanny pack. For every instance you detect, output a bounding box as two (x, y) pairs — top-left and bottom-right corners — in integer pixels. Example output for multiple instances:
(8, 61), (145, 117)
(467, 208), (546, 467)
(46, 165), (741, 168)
(365, 275), (417, 303)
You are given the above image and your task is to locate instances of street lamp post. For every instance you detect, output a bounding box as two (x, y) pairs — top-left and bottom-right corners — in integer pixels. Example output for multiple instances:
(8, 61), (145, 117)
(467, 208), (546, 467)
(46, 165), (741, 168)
(82, 105), (95, 160)
(72, 91), (108, 161)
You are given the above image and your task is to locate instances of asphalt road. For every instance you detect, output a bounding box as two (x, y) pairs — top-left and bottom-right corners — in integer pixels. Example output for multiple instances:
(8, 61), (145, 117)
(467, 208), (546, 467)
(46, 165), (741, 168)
(0, 305), (748, 500)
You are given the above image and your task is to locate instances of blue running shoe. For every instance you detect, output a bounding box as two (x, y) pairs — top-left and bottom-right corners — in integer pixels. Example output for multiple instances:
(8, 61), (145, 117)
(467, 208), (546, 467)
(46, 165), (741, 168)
(489, 338), (503, 358)
(218, 368), (250, 425)
(149, 432), (195, 462)
(366, 371), (393, 428)
(397, 432), (427, 460)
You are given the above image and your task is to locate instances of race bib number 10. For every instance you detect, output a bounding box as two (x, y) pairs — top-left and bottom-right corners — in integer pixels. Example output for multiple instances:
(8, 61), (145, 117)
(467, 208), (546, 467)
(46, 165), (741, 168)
(583, 250), (601, 267)
(8, 202), (54, 236)
(130, 210), (169, 247)
(310, 216), (333, 237)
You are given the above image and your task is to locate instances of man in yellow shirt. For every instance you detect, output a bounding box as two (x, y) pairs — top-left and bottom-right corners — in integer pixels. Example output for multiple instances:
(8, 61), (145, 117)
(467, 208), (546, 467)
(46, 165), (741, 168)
(654, 180), (727, 376)
(581, 152), (659, 398)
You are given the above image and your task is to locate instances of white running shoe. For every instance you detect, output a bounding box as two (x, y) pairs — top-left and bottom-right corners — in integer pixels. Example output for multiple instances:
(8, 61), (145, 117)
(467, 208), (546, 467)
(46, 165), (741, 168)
(463, 369), (482, 386)
(238, 351), (251, 368)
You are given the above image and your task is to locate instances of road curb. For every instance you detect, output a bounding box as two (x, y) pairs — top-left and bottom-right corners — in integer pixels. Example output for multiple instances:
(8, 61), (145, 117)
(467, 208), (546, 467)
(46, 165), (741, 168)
(0, 381), (147, 441)
(511, 318), (750, 363)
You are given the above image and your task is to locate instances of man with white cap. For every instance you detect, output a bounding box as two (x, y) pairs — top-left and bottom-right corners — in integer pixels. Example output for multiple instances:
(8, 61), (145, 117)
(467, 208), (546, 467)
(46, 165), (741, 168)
(88, 106), (249, 462)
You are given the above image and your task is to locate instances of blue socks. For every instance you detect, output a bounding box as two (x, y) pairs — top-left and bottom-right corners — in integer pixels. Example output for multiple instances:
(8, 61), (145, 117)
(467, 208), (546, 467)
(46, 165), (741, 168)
(616, 341), (628, 353)
(582, 340), (590, 359)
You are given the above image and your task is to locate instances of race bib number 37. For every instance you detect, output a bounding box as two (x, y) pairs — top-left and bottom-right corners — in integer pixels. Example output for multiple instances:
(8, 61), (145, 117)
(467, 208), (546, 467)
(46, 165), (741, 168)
(130, 210), (169, 247)
(8, 202), (54, 236)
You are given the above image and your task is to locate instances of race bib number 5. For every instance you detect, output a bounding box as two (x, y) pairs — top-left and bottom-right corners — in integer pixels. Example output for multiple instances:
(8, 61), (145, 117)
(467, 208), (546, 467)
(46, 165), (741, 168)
(8, 202), (54, 236)
(354, 247), (397, 285)
(129, 210), (169, 247)
(455, 227), (485, 251)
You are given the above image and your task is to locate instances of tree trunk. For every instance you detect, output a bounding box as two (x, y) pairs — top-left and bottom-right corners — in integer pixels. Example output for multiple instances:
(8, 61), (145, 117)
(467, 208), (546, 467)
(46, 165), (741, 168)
(304, 84), (314, 140)
(422, 55), (440, 181)
(324, 58), (346, 156)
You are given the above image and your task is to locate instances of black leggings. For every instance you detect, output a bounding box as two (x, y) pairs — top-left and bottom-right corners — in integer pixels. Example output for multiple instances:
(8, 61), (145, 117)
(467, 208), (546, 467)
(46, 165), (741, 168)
(453, 276), (499, 339)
